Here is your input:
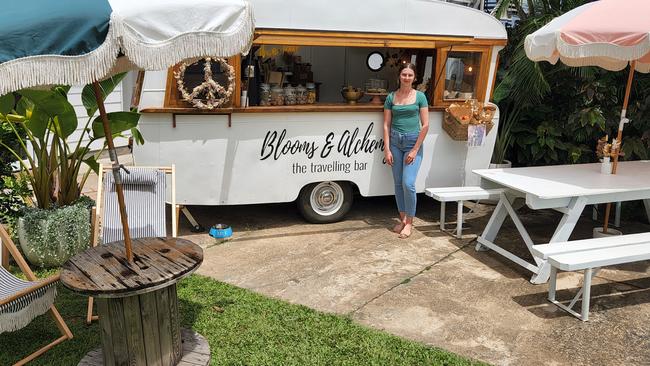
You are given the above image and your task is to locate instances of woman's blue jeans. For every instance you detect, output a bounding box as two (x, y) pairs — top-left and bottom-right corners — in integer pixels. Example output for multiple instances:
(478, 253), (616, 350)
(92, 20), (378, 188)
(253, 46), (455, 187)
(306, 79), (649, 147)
(389, 129), (423, 217)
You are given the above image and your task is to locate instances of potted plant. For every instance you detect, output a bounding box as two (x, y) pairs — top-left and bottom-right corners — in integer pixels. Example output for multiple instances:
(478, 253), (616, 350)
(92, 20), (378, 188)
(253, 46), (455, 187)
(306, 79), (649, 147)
(490, 106), (520, 169)
(0, 74), (142, 267)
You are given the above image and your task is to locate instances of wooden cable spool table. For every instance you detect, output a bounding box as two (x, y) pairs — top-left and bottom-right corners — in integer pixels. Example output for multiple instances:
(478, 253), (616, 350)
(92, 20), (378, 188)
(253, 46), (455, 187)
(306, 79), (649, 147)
(61, 237), (207, 366)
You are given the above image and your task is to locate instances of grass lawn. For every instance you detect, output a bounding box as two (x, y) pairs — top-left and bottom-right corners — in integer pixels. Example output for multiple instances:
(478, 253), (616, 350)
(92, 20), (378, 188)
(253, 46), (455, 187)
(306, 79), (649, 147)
(1, 273), (485, 365)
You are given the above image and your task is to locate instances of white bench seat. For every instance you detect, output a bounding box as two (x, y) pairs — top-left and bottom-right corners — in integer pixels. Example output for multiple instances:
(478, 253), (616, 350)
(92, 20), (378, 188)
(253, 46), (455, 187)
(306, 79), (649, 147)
(425, 187), (503, 238)
(531, 232), (650, 321)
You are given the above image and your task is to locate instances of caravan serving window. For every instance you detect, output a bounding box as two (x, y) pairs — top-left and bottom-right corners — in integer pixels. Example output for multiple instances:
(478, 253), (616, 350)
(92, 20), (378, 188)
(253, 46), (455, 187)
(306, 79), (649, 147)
(433, 46), (491, 106)
(244, 45), (435, 106)
(155, 31), (500, 113)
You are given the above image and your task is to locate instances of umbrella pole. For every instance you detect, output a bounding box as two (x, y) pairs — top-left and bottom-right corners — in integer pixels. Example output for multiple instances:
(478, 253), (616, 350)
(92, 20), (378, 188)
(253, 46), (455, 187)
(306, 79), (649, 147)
(603, 61), (636, 233)
(92, 82), (133, 262)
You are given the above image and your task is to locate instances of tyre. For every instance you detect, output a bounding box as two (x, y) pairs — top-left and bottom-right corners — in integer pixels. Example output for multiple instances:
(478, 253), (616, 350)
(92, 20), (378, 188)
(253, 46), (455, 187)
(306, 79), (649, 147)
(297, 181), (353, 223)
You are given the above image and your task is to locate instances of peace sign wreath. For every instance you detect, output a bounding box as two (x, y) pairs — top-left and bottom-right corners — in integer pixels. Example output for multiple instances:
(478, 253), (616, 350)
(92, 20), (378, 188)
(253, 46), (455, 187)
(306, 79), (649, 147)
(174, 57), (235, 109)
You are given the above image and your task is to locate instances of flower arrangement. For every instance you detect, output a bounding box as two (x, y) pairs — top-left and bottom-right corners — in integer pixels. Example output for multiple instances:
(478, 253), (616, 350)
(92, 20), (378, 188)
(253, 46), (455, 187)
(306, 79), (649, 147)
(596, 135), (621, 159)
(174, 57), (235, 109)
(443, 99), (496, 141)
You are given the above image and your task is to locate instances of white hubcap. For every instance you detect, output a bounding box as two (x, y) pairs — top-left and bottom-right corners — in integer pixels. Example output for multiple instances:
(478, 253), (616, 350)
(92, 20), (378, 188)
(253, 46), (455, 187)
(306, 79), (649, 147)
(309, 182), (344, 216)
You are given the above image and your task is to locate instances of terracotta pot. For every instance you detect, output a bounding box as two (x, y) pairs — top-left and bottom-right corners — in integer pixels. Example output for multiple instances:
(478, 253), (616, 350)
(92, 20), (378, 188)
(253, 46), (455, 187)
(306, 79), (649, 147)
(593, 227), (622, 238)
(489, 159), (512, 169)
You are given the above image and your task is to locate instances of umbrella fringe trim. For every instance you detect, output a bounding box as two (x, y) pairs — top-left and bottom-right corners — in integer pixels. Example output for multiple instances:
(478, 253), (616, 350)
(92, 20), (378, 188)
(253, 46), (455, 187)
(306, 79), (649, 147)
(0, 26), (121, 96)
(556, 34), (650, 64)
(0, 3), (254, 95)
(116, 3), (255, 69)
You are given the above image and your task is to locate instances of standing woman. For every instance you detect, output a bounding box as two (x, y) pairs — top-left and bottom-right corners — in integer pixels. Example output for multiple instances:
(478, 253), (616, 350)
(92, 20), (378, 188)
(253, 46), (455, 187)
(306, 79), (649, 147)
(383, 63), (429, 238)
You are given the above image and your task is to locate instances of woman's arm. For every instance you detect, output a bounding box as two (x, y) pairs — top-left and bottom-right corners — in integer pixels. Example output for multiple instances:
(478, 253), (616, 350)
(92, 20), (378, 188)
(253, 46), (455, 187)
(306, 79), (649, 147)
(383, 108), (393, 166)
(412, 106), (429, 152)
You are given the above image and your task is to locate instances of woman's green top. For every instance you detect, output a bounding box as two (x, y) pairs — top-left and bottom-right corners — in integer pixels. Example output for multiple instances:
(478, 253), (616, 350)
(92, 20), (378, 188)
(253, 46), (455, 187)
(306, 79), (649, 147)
(384, 91), (428, 133)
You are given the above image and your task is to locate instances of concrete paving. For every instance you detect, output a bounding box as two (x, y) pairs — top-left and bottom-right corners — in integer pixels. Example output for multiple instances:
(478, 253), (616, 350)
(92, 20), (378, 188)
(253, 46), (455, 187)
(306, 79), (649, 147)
(85, 155), (650, 365)
(180, 197), (650, 366)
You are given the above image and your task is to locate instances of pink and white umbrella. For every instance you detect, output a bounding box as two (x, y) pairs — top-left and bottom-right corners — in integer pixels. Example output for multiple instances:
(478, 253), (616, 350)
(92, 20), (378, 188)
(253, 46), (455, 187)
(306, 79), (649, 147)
(524, 0), (650, 231)
(525, 0), (650, 73)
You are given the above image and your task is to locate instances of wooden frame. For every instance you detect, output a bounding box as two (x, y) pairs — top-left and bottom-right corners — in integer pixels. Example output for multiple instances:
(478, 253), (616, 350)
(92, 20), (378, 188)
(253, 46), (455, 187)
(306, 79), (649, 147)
(254, 29), (474, 49)
(0, 224), (73, 366)
(157, 30), (502, 113)
(164, 56), (241, 108)
(86, 164), (179, 324)
(432, 45), (492, 107)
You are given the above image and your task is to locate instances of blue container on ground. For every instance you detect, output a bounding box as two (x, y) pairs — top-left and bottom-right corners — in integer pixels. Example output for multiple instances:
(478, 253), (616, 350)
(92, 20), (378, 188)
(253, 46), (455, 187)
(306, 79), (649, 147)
(209, 224), (232, 239)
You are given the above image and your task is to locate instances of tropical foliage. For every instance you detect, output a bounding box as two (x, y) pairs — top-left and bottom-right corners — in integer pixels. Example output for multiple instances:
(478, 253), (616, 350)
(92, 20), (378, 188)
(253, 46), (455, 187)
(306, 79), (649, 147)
(491, 0), (650, 166)
(0, 74), (141, 209)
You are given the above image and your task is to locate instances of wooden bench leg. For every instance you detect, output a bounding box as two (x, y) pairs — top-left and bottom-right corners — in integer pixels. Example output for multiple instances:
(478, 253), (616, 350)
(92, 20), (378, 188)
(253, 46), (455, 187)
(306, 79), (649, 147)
(456, 200), (463, 238)
(548, 266), (557, 302)
(440, 201), (446, 231)
(581, 268), (592, 321)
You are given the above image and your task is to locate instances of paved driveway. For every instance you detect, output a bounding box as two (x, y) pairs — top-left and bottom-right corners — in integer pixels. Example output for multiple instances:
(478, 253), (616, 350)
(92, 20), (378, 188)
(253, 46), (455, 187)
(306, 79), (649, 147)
(175, 196), (650, 366)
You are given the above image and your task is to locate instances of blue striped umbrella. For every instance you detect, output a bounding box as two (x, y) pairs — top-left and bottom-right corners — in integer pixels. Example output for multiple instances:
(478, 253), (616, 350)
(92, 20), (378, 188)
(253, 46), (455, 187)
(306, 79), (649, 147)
(0, 0), (254, 259)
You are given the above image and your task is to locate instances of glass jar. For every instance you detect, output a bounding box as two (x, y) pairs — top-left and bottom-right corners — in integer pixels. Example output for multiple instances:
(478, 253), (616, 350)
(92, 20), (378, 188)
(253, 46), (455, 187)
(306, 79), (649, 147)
(270, 85), (284, 106)
(306, 83), (316, 104)
(259, 83), (271, 106)
(284, 85), (297, 105)
(295, 84), (307, 105)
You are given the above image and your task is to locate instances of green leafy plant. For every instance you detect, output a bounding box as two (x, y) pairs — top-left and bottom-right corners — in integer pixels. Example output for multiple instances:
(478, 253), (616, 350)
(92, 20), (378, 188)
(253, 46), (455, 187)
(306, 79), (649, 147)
(18, 198), (93, 267)
(0, 74), (141, 209)
(491, 0), (650, 166)
(0, 163), (30, 232)
(491, 105), (520, 164)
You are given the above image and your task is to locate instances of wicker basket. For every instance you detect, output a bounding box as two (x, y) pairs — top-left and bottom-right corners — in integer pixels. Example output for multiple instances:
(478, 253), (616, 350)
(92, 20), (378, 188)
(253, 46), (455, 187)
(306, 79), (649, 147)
(443, 101), (495, 141)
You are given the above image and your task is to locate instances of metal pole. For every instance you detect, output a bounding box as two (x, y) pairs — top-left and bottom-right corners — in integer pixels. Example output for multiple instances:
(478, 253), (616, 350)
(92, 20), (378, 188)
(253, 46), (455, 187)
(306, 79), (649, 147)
(92, 82), (133, 262)
(603, 62), (635, 233)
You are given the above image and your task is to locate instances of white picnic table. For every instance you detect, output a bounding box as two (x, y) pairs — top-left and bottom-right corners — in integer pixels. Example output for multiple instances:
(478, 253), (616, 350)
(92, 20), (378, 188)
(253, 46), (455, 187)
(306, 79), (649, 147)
(473, 160), (650, 284)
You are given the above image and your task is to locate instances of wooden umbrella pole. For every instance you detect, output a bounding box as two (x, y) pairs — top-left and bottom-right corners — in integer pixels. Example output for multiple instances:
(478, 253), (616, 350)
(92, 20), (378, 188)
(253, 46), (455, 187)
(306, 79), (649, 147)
(603, 61), (636, 233)
(92, 82), (133, 262)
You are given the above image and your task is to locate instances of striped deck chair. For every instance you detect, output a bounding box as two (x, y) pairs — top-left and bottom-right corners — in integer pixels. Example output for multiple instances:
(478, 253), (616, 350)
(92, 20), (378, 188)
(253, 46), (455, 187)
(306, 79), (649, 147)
(0, 224), (73, 366)
(86, 164), (178, 323)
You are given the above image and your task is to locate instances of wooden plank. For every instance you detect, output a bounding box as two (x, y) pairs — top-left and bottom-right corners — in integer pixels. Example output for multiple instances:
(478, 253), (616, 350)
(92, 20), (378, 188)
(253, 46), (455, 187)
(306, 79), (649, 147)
(549, 243), (650, 271)
(170, 286), (182, 362)
(156, 286), (175, 366)
(62, 249), (123, 293)
(531, 233), (650, 259)
(96, 298), (115, 366)
(140, 291), (163, 366)
(140, 104), (395, 114)
(107, 298), (130, 365)
(1, 239), (9, 269)
(254, 28), (475, 42)
(123, 295), (147, 365)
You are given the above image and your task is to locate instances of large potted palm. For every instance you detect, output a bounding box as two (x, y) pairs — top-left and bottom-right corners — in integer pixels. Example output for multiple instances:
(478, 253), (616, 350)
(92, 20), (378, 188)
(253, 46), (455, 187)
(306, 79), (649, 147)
(0, 74), (141, 267)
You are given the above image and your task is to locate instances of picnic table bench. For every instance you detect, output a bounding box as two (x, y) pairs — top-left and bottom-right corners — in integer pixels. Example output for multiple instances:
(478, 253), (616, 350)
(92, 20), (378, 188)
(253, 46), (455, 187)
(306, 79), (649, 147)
(61, 237), (209, 366)
(425, 187), (503, 238)
(531, 232), (650, 321)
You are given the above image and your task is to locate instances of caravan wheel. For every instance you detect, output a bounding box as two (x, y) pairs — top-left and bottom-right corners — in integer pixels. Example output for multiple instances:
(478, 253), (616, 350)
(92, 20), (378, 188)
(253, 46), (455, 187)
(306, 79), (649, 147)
(297, 181), (353, 223)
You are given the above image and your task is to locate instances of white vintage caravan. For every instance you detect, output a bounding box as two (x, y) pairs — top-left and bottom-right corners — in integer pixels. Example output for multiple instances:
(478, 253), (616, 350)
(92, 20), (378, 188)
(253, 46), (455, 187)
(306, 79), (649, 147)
(133, 0), (507, 223)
